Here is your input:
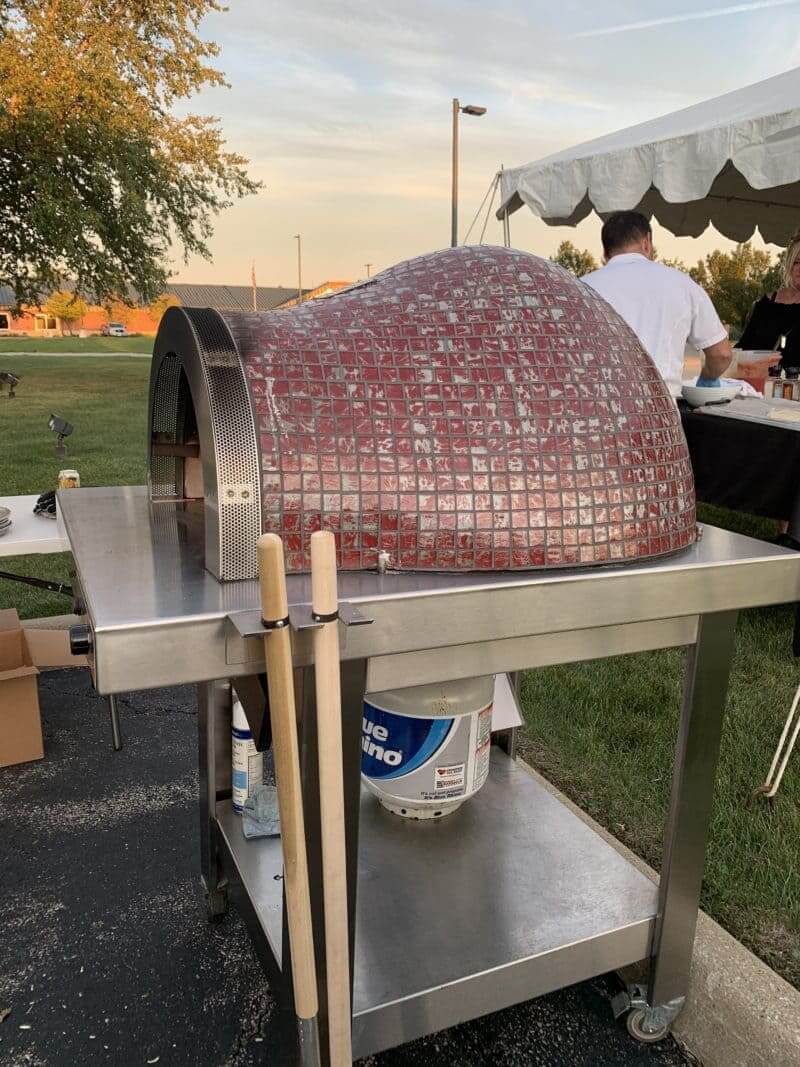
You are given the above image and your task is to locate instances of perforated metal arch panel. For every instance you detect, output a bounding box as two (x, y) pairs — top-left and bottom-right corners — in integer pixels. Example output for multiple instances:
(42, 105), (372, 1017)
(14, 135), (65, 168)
(150, 353), (184, 498)
(149, 307), (262, 581)
(186, 308), (262, 580)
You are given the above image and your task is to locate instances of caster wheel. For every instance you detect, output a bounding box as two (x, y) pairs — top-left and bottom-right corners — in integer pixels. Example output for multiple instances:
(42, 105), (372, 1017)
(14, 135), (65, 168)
(206, 887), (228, 923)
(626, 1008), (669, 1044)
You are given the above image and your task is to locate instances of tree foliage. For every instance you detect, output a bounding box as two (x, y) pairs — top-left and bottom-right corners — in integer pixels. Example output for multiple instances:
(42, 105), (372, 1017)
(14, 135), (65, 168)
(551, 240), (598, 277)
(689, 244), (784, 335)
(0, 1), (260, 309)
(104, 298), (134, 326)
(658, 255), (689, 272)
(44, 289), (87, 333)
(148, 291), (181, 322)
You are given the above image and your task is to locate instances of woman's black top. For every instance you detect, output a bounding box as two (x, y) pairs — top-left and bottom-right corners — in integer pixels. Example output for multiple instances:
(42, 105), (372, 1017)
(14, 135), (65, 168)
(737, 293), (800, 366)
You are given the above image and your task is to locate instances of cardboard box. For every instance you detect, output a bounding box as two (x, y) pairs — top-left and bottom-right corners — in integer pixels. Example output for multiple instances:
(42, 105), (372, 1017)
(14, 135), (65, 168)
(0, 610), (87, 768)
(0, 609), (44, 767)
(24, 627), (84, 669)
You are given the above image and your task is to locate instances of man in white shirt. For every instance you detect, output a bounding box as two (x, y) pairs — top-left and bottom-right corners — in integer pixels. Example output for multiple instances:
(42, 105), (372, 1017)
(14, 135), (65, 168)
(582, 211), (733, 397)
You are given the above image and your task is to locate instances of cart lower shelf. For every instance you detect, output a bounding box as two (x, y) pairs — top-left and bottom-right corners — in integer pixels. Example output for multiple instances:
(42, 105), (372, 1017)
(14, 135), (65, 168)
(216, 749), (657, 1059)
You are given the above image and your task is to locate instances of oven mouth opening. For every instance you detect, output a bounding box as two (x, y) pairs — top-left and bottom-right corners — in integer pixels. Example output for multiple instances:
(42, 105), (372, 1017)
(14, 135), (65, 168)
(149, 352), (205, 542)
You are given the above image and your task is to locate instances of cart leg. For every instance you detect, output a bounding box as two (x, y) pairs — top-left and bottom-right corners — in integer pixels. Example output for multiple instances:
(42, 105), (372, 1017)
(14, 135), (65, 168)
(198, 679), (231, 920)
(292, 659), (366, 1065)
(638, 611), (737, 1038)
(494, 672), (520, 758)
(108, 694), (123, 751)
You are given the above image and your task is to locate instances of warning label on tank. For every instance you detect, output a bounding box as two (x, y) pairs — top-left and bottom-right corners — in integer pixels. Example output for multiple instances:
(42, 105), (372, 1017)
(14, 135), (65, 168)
(477, 706), (492, 748)
(434, 763), (465, 792)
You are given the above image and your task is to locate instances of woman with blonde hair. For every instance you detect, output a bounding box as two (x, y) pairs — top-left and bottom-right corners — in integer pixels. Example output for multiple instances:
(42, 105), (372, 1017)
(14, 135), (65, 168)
(737, 232), (800, 364)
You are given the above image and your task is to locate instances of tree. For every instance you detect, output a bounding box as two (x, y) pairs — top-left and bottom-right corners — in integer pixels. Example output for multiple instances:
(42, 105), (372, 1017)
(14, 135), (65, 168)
(149, 292), (181, 324)
(689, 244), (784, 337)
(551, 240), (598, 277)
(0, 2), (260, 310)
(658, 255), (690, 272)
(104, 299), (133, 327)
(44, 290), (88, 335)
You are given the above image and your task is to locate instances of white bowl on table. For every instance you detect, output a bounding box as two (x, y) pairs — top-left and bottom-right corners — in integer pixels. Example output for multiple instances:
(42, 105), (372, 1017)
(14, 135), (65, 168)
(681, 380), (740, 408)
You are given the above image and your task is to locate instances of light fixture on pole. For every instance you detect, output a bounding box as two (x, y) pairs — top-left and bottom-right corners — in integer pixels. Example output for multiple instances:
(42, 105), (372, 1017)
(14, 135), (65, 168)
(0, 370), (20, 398)
(364, 263), (372, 279)
(294, 234), (303, 304)
(451, 98), (487, 248)
(48, 413), (74, 458)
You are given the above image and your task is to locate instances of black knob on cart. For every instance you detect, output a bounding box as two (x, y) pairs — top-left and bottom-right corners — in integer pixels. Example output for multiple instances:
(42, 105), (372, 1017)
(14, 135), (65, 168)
(69, 624), (93, 656)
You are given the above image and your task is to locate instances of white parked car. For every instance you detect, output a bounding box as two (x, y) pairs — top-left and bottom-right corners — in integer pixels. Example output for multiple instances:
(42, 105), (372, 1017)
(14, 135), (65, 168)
(102, 322), (128, 337)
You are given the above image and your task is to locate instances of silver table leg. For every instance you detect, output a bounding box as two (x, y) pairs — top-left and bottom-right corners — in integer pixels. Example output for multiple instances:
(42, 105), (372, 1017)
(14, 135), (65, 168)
(198, 679), (231, 919)
(494, 671), (520, 758)
(107, 695), (123, 751)
(641, 610), (738, 1035)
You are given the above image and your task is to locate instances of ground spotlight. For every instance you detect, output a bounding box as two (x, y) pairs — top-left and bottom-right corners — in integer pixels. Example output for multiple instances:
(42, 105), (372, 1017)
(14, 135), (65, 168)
(0, 371), (20, 398)
(48, 413), (74, 457)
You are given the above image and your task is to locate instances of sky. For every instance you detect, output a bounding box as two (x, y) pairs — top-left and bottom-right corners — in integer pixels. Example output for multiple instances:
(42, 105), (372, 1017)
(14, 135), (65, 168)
(169, 0), (800, 288)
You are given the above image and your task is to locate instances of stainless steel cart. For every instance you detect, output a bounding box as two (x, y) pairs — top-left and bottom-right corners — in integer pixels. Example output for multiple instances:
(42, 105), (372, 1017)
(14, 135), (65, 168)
(61, 486), (800, 1061)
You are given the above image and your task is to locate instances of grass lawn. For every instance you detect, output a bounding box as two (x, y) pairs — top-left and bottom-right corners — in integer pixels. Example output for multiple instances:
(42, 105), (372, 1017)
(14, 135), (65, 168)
(518, 501), (800, 990)
(1, 355), (149, 616)
(0, 335), (153, 353)
(1, 355), (798, 987)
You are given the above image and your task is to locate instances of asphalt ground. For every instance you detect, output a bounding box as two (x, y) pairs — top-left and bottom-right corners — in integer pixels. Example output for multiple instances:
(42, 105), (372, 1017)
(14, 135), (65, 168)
(0, 671), (691, 1067)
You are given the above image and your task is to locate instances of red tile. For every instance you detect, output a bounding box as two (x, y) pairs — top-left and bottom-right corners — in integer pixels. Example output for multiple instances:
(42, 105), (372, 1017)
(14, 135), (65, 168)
(217, 247), (695, 572)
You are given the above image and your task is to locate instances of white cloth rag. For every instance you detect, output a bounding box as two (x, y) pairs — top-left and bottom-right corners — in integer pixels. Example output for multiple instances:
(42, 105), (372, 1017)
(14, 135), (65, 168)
(721, 378), (760, 398)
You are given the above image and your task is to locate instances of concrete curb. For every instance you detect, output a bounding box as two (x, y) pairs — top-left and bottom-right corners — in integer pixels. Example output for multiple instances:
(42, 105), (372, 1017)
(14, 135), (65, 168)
(518, 758), (800, 1067)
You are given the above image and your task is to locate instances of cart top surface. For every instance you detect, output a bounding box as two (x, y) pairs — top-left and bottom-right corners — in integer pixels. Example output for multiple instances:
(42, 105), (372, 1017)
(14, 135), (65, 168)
(61, 486), (800, 633)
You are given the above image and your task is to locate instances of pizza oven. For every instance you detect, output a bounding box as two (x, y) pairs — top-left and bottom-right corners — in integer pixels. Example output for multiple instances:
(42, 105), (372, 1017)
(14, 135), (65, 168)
(148, 245), (696, 581)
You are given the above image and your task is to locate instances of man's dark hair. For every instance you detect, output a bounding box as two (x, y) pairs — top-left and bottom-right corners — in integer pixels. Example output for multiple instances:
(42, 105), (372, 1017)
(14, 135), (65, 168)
(601, 211), (652, 258)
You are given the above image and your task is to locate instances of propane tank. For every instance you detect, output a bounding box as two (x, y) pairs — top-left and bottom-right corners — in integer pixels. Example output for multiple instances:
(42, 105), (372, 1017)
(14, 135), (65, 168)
(361, 676), (494, 820)
(231, 699), (264, 813)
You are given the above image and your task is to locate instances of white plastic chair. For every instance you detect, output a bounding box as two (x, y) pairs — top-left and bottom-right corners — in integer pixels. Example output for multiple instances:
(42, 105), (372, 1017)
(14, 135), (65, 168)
(750, 681), (800, 802)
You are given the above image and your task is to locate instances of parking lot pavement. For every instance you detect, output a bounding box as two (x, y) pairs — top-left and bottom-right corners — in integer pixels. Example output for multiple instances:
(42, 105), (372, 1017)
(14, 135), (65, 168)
(0, 671), (690, 1066)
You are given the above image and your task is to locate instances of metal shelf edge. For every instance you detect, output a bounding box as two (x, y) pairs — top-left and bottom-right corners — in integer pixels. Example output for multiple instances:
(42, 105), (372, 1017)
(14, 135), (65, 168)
(214, 752), (657, 1057)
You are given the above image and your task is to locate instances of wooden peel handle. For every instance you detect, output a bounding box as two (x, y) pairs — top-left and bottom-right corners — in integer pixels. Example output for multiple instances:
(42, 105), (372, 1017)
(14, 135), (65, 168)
(257, 534), (318, 1024)
(311, 530), (338, 618)
(310, 530), (353, 1066)
(259, 532), (289, 623)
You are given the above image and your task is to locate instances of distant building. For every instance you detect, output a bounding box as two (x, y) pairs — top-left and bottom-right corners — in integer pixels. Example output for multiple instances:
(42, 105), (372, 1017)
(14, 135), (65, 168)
(0, 279), (352, 336)
(280, 281), (351, 308)
(167, 283), (310, 313)
(0, 286), (61, 335)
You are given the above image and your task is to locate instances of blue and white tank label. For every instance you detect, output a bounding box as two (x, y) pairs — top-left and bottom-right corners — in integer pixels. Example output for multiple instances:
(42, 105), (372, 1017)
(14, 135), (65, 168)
(361, 703), (454, 780)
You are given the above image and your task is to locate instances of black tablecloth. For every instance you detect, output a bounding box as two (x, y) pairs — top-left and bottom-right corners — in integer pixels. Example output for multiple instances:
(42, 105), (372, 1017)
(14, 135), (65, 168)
(680, 401), (800, 520)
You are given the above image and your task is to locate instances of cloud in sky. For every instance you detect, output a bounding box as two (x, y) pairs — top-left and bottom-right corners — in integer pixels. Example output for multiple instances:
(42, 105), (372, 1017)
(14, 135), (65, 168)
(170, 1), (799, 288)
(576, 0), (800, 38)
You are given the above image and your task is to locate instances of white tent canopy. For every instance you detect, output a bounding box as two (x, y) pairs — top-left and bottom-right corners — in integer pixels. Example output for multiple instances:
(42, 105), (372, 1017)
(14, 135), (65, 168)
(498, 67), (800, 246)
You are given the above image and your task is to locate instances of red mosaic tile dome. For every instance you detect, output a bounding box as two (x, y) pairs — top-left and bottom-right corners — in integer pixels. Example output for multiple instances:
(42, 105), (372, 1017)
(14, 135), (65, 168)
(221, 245), (696, 572)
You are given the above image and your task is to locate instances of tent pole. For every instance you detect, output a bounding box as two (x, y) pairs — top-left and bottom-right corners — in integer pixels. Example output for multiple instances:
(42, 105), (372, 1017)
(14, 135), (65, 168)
(499, 163), (511, 247)
(451, 99), (460, 248)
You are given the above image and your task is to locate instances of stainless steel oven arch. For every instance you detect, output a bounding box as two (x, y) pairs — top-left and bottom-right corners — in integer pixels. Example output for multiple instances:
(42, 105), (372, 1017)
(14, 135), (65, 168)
(149, 306), (262, 580)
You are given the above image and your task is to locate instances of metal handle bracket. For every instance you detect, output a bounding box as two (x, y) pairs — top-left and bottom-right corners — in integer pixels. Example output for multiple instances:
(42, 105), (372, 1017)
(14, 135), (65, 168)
(227, 602), (372, 641)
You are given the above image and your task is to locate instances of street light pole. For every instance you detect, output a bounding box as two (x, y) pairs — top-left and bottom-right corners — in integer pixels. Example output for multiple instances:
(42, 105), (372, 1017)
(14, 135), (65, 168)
(364, 263), (372, 278)
(294, 234), (302, 303)
(451, 98), (460, 249)
(451, 99), (487, 248)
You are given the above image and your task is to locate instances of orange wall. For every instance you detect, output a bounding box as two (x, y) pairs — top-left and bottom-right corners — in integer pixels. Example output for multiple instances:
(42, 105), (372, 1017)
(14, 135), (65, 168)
(0, 304), (160, 335)
(2, 284), (350, 335)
